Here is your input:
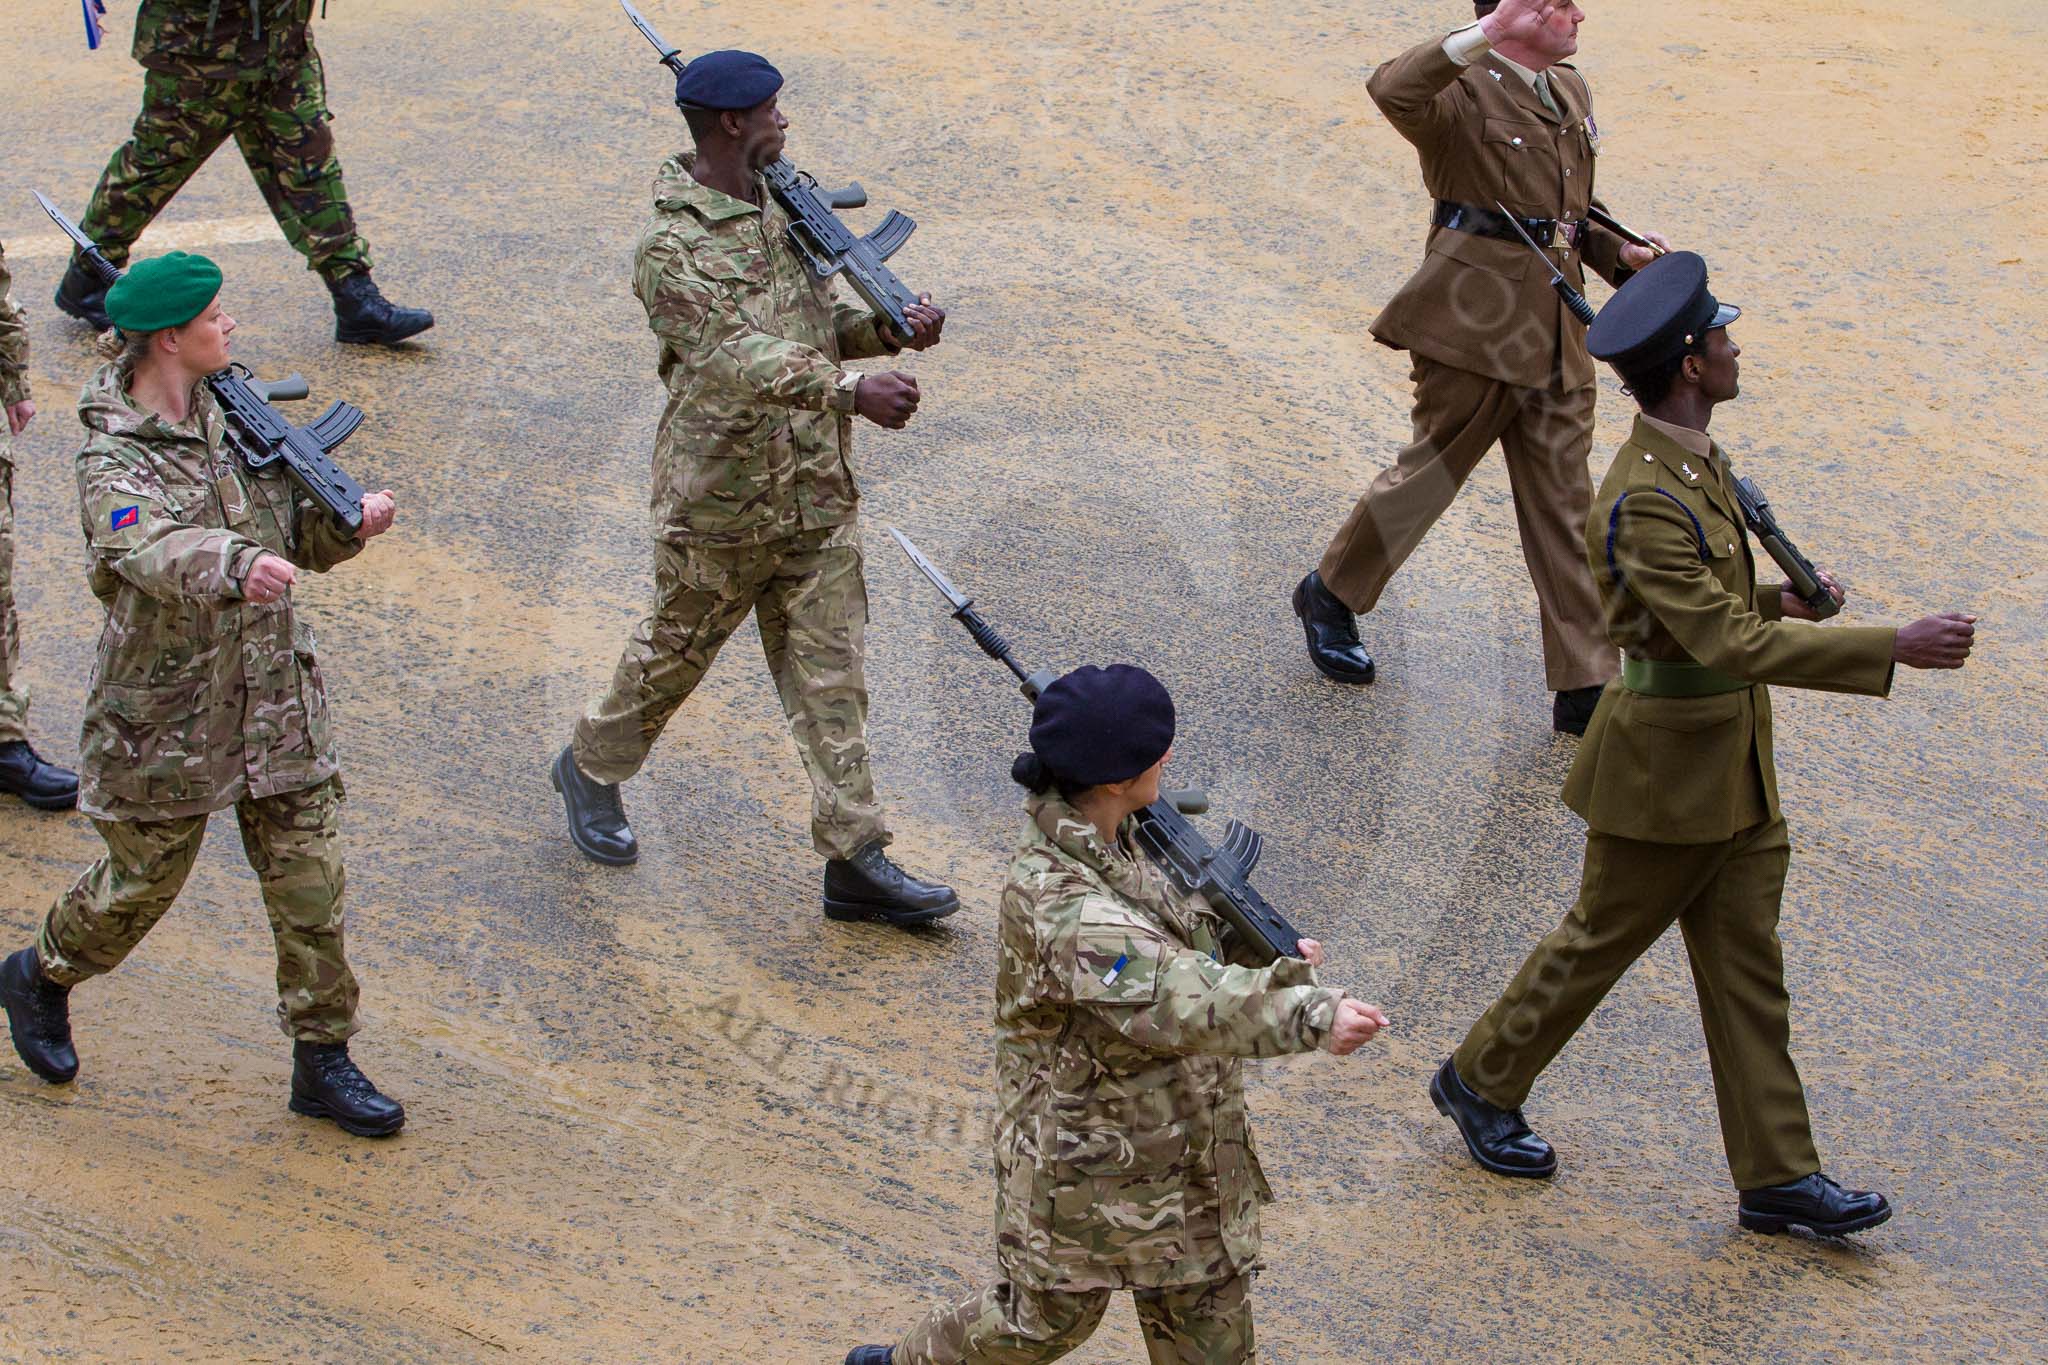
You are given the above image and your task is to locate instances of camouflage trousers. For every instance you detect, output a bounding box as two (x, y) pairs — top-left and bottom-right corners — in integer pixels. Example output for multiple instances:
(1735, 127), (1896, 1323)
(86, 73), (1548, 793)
(36, 777), (360, 1043)
(895, 1272), (1255, 1364)
(0, 452), (26, 745)
(572, 523), (889, 860)
(79, 46), (371, 280)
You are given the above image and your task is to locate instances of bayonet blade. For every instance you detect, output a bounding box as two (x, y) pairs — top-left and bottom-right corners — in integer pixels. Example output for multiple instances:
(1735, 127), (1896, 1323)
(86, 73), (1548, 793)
(887, 526), (973, 613)
(33, 192), (97, 256)
(618, 0), (683, 68)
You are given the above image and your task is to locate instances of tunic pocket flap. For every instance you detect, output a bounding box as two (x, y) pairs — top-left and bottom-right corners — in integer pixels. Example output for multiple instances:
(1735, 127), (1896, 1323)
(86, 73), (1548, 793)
(1629, 691), (1744, 734)
(1054, 1121), (1190, 1175)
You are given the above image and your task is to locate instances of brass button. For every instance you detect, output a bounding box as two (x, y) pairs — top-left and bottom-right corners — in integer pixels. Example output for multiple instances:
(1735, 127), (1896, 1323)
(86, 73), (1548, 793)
(1512, 136), (1524, 146)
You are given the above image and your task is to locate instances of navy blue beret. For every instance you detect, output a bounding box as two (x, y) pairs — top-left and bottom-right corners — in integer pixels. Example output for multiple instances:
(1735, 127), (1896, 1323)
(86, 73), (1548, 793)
(1587, 250), (1742, 374)
(675, 49), (783, 112)
(1029, 665), (1176, 787)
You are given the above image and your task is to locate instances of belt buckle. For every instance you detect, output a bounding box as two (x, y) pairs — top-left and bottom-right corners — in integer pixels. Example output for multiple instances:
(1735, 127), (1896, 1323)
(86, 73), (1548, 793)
(1556, 219), (1582, 252)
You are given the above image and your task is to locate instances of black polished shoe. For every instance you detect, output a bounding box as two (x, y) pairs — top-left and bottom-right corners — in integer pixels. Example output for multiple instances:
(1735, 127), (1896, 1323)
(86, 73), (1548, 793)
(1292, 571), (1376, 684)
(844, 1350), (893, 1365)
(327, 270), (435, 346)
(0, 740), (80, 811)
(1, 948), (79, 1084)
(290, 1041), (406, 1137)
(1552, 684), (1606, 737)
(1739, 1173), (1892, 1237)
(53, 255), (112, 331)
(551, 745), (639, 866)
(824, 842), (960, 926)
(1429, 1056), (1557, 1178)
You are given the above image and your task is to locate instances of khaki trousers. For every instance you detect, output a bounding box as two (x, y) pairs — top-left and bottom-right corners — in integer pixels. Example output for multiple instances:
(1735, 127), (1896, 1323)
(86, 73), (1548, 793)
(1453, 818), (1821, 1190)
(896, 1272), (1254, 1364)
(1318, 356), (1615, 691)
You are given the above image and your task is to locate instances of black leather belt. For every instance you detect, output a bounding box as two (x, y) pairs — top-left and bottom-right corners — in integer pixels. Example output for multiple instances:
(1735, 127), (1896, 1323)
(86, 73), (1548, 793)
(1432, 200), (1587, 250)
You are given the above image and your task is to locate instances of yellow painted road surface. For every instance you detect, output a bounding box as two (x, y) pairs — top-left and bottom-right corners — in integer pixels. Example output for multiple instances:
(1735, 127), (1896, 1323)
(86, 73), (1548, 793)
(1, 1), (2043, 1360)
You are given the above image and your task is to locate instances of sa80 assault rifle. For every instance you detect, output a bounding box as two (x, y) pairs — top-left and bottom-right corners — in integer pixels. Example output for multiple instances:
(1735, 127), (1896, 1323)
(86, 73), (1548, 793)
(888, 527), (1309, 966)
(619, 0), (926, 340)
(34, 192), (368, 534)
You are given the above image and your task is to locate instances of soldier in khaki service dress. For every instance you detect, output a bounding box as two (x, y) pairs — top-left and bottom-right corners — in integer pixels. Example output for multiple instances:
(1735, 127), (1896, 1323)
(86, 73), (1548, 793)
(0, 253), (408, 1137)
(51, 0), (432, 346)
(846, 667), (1389, 1364)
(550, 52), (960, 926)
(0, 240), (83, 809)
(1291, 0), (1670, 734)
(1430, 253), (1979, 1236)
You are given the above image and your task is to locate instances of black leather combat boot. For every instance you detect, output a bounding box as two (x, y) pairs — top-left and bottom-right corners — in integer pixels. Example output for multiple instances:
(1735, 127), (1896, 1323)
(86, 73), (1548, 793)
(290, 1041), (406, 1137)
(1552, 684), (1607, 737)
(1292, 571), (1376, 684)
(1429, 1056), (1558, 1178)
(53, 255), (112, 331)
(551, 745), (639, 866)
(844, 1350), (894, 1365)
(823, 842), (960, 926)
(1739, 1173), (1892, 1237)
(1, 947), (79, 1083)
(326, 271), (435, 345)
(0, 741), (80, 811)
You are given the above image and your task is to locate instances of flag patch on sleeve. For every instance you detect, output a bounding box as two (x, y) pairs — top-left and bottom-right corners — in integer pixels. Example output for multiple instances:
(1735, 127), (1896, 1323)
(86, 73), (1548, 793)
(111, 506), (141, 531)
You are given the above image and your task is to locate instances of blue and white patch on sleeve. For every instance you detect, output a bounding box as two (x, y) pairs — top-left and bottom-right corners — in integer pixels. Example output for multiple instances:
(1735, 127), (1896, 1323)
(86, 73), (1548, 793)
(110, 505), (140, 531)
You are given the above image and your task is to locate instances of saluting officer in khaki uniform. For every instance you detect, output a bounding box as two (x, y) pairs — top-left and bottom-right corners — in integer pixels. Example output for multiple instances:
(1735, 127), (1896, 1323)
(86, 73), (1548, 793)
(1292, 0), (1669, 734)
(1429, 252), (1979, 1237)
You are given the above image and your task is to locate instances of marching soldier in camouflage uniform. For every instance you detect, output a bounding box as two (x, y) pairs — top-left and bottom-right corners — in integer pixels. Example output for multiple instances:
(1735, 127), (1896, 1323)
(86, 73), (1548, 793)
(0, 252), (407, 1137)
(550, 51), (958, 925)
(847, 666), (1389, 1363)
(52, 0), (432, 346)
(0, 241), (83, 810)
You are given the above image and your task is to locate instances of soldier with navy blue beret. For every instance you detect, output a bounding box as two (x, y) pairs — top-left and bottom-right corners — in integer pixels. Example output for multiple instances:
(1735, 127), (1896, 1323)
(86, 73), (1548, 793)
(1429, 251), (1979, 1236)
(550, 48), (961, 927)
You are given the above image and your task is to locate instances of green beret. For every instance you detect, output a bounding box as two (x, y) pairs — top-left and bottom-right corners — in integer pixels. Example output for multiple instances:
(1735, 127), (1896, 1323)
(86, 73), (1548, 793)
(104, 252), (223, 333)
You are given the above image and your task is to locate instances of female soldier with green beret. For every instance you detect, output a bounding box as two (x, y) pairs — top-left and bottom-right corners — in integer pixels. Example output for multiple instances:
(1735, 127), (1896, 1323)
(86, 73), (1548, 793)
(848, 665), (1389, 1364)
(0, 251), (406, 1136)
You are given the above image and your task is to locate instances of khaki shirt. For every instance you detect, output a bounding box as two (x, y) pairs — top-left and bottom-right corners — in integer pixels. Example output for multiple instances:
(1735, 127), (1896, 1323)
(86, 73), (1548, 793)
(992, 794), (1341, 1292)
(74, 359), (363, 820)
(1565, 415), (1898, 843)
(1366, 31), (1633, 390)
(634, 153), (898, 548)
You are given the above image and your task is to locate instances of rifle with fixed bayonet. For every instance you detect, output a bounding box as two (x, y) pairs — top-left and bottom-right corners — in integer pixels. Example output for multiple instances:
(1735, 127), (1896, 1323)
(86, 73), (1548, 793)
(888, 526), (1309, 966)
(35, 191), (368, 533)
(619, 0), (926, 340)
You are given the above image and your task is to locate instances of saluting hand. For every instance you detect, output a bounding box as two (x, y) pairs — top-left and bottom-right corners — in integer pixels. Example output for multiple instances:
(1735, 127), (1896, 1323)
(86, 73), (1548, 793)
(357, 489), (397, 542)
(241, 552), (297, 605)
(884, 296), (946, 352)
(5, 400), (33, 437)
(854, 371), (922, 429)
(1480, 0), (1564, 47)
(1893, 612), (1978, 670)
(1322, 999), (1390, 1056)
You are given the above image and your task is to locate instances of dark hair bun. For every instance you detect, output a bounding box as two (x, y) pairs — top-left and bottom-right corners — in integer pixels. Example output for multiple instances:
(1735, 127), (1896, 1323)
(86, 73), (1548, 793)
(1011, 751), (1054, 793)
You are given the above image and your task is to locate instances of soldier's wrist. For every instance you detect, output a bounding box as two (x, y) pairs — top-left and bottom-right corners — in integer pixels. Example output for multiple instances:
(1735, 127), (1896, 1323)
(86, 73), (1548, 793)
(1447, 22), (1495, 65)
(830, 370), (862, 412)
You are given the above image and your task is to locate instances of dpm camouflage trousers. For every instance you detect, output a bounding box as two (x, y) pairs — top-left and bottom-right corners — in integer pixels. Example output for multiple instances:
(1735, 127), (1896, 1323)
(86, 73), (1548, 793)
(895, 1272), (1255, 1364)
(572, 523), (889, 860)
(36, 776), (361, 1043)
(79, 46), (371, 280)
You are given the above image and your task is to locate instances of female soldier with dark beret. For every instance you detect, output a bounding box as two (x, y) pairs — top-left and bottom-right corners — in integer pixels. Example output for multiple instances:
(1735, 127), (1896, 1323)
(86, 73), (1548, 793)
(0, 252), (406, 1137)
(848, 665), (1389, 1364)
